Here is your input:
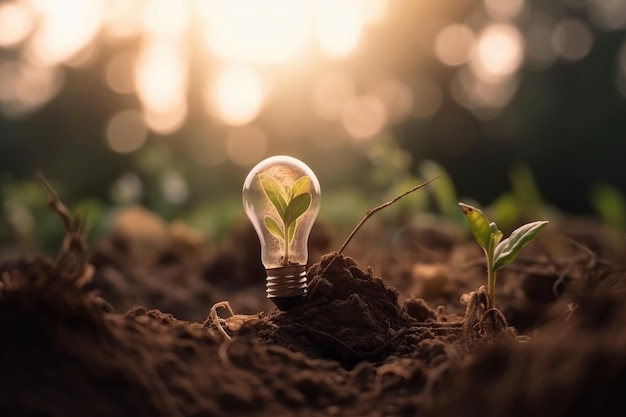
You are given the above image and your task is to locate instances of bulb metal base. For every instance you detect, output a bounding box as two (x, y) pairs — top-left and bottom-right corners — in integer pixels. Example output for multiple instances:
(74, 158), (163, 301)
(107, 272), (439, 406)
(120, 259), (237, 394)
(266, 265), (307, 311)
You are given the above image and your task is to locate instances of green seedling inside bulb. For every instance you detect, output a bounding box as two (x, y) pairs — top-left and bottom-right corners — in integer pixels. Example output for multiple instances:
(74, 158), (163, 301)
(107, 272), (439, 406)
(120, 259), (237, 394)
(243, 155), (321, 311)
(459, 202), (548, 308)
(260, 174), (312, 266)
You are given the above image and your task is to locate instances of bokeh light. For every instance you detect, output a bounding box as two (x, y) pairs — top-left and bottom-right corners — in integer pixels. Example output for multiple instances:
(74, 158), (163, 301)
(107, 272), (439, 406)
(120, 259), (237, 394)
(160, 170), (189, 205)
(1, 0), (624, 224)
(0, 60), (64, 117)
(207, 65), (267, 127)
(435, 24), (475, 67)
(106, 52), (136, 94)
(141, 0), (191, 38)
(315, 0), (363, 57)
(134, 41), (187, 114)
(25, 0), (106, 66)
(552, 18), (594, 62)
(525, 15), (557, 68)
(342, 95), (386, 141)
(110, 172), (143, 204)
(473, 24), (524, 81)
(0, 2), (33, 48)
(373, 80), (414, 123)
(483, 0), (525, 21)
(200, 0), (312, 64)
(105, 109), (148, 153)
(587, 0), (626, 31)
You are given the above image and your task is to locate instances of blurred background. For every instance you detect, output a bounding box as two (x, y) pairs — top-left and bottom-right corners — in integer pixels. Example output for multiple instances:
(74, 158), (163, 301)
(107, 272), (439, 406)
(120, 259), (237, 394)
(1, 0), (625, 252)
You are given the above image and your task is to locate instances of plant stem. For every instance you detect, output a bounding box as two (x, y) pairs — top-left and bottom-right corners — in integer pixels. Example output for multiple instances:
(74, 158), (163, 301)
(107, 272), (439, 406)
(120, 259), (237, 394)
(283, 227), (289, 265)
(486, 248), (496, 308)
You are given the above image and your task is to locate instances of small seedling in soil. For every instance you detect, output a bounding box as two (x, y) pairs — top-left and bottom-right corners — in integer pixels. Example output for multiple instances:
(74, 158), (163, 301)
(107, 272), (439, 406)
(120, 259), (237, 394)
(260, 174), (312, 265)
(458, 202), (548, 308)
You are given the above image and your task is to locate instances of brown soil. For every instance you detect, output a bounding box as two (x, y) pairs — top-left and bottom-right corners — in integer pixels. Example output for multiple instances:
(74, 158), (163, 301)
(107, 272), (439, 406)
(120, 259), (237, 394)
(1, 205), (625, 417)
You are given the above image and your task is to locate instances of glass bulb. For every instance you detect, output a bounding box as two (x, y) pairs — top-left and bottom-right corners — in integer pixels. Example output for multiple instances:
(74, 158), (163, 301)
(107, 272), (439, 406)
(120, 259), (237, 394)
(242, 155), (321, 311)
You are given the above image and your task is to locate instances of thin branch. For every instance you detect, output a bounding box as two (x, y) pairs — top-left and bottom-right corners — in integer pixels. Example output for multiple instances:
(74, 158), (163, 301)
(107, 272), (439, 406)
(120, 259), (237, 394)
(337, 176), (439, 254)
(318, 177), (438, 279)
(35, 172), (73, 231)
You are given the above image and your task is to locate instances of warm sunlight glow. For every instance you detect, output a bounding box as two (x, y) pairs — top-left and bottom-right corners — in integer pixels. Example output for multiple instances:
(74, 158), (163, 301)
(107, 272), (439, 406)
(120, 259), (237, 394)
(1, 0), (392, 129)
(354, 0), (390, 25)
(141, 0), (191, 38)
(0, 2), (33, 48)
(135, 41), (187, 114)
(435, 24), (475, 67)
(26, 0), (106, 65)
(106, 109), (148, 153)
(208, 65), (266, 126)
(200, 0), (312, 64)
(311, 72), (355, 120)
(103, 0), (144, 39)
(316, 0), (363, 57)
(473, 24), (524, 81)
(143, 103), (188, 134)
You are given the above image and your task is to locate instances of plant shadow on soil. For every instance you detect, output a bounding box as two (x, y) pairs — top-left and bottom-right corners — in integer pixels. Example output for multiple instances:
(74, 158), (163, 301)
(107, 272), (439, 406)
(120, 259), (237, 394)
(1, 205), (626, 417)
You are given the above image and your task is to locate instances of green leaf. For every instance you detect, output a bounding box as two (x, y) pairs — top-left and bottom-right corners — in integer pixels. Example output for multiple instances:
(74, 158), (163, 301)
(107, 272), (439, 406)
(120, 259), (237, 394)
(493, 220), (548, 271)
(260, 174), (288, 218)
(264, 215), (284, 240)
(489, 224), (503, 252)
(287, 221), (297, 243)
(291, 176), (311, 198)
(284, 192), (311, 228)
(459, 203), (493, 252)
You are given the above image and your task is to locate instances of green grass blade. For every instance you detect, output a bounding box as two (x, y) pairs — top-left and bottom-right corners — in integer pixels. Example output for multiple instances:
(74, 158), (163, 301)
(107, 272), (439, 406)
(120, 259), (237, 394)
(291, 176), (311, 198)
(493, 220), (548, 271)
(260, 174), (288, 218)
(264, 215), (284, 240)
(284, 192), (311, 228)
(459, 203), (493, 252)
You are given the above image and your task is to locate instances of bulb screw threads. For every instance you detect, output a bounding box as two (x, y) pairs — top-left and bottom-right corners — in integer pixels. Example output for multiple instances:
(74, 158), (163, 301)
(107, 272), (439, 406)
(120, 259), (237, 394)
(266, 264), (307, 311)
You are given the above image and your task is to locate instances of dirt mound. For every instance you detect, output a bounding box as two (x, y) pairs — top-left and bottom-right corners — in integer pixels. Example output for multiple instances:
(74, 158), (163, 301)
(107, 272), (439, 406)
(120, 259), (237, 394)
(255, 253), (461, 368)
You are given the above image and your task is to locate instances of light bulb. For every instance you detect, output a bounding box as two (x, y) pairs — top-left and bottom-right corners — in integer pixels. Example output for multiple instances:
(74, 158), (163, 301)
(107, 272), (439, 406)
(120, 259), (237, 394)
(242, 155), (321, 311)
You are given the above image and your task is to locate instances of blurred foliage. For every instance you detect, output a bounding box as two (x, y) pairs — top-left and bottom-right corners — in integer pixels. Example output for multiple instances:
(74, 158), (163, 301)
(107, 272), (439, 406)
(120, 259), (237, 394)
(590, 182), (626, 247)
(1, 0), (626, 253)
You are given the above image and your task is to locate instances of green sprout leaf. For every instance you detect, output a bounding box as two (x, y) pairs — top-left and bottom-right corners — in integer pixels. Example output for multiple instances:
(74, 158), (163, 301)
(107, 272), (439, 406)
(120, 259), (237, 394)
(459, 202), (548, 308)
(488, 224), (503, 252)
(291, 176), (311, 198)
(259, 173), (313, 265)
(260, 174), (288, 219)
(264, 215), (283, 239)
(493, 220), (548, 271)
(284, 192), (311, 227)
(459, 203), (492, 252)
(287, 221), (297, 243)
